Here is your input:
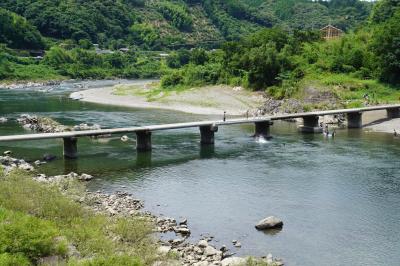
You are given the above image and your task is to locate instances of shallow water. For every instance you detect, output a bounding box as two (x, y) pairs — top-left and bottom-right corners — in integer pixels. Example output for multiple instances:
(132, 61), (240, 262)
(1, 81), (400, 266)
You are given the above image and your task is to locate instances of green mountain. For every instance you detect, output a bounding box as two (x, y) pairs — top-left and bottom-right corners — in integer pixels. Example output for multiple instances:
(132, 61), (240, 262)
(0, 0), (373, 50)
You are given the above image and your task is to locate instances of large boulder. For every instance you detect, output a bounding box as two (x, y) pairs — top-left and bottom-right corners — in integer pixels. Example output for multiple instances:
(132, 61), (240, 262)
(255, 216), (283, 230)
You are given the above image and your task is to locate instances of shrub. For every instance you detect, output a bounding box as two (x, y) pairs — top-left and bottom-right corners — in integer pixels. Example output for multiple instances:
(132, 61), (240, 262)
(0, 208), (66, 261)
(161, 71), (184, 88)
(0, 253), (30, 266)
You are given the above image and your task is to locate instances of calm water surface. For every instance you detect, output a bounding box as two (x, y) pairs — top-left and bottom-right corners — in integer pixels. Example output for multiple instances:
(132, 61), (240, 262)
(1, 81), (399, 266)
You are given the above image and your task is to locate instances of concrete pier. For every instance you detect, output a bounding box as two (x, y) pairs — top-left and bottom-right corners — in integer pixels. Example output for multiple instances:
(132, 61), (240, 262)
(200, 124), (218, 145)
(347, 112), (362, 128)
(63, 137), (78, 159)
(386, 108), (400, 119)
(136, 131), (152, 152)
(299, 116), (322, 133)
(254, 121), (273, 139)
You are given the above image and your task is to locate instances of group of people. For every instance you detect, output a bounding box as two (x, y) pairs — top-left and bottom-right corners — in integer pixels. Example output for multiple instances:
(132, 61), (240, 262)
(321, 122), (336, 138)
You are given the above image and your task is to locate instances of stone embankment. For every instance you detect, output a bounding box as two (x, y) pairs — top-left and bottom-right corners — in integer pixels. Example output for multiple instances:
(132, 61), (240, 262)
(0, 154), (284, 266)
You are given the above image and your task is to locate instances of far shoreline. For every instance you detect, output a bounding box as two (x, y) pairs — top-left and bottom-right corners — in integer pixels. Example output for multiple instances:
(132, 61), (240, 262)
(75, 83), (399, 135)
(75, 82), (265, 116)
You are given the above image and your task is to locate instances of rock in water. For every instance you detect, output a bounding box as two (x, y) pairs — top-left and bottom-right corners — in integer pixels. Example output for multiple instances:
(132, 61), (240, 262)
(3, 151), (12, 156)
(204, 246), (217, 256)
(255, 216), (283, 230)
(43, 154), (57, 162)
(79, 173), (93, 181)
(120, 135), (129, 142)
(0, 117), (7, 123)
(198, 240), (208, 248)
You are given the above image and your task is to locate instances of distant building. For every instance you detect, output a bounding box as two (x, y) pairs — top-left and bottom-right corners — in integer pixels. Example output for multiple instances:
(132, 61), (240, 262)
(320, 25), (343, 40)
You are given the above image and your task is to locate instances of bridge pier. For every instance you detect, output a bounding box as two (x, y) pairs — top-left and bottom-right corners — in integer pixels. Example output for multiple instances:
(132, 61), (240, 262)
(347, 112), (362, 128)
(299, 116), (322, 133)
(63, 137), (78, 159)
(254, 121), (273, 139)
(136, 131), (152, 152)
(200, 124), (218, 145)
(386, 108), (400, 118)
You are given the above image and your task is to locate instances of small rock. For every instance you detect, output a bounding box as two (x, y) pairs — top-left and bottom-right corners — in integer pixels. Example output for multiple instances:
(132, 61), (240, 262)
(43, 154), (56, 162)
(158, 245), (172, 255)
(220, 245), (227, 252)
(221, 257), (246, 266)
(18, 163), (34, 171)
(266, 254), (273, 264)
(34, 160), (46, 166)
(198, 240), (208, 248)
(121, 135), (129, 142)
(255, 216), (283, 230)
(204, 246), (218, 256)
(194, 246), (203, 255)
(172, 238), (185, 246)
(231, 240), (237, 244)
(234, 242), (241, 248)
(67, 244), (81, 258)
(79, 173), (93, 181)
(3, 150), (12, 156)
(0, 117), (7, 123)
(175, 227), (191, 235)
(179, 218), (188, 225)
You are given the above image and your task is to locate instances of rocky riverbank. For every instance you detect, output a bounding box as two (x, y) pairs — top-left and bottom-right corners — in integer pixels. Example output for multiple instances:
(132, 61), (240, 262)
(0, 155), (284, 266)
(14, 114), (101, 133)
(0, 80), (61, 90)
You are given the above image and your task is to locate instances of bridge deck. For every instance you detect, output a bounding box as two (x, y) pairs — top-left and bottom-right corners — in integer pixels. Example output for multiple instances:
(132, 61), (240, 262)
(0, 104), (399, 142)
(0, 117), (271, 142)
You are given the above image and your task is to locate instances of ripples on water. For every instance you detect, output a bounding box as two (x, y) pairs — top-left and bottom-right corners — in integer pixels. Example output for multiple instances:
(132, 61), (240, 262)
(1, 82), (400, 266)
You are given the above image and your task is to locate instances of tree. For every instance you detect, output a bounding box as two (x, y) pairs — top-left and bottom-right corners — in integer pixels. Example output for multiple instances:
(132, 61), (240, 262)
(43, 47), (73, 67)
(371, 10), (400, 84)
(0, 8), (44, 49)
(190, 48), (208, 65)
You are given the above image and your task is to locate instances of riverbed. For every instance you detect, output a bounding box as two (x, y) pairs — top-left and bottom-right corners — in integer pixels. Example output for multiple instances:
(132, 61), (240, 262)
(1, 80), (400, 266)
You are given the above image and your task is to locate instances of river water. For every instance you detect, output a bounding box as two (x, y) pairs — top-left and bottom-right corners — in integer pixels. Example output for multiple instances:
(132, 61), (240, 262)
(1, 80), (400, 266)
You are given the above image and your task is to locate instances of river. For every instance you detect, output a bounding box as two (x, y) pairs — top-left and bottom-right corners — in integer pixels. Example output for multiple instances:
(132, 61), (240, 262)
(1, 80), (400, 266)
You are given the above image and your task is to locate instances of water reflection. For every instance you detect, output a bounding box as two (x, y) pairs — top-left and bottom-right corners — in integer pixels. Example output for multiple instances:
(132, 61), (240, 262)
(200, 145), (215, 159)
(136, 152), (152, 168)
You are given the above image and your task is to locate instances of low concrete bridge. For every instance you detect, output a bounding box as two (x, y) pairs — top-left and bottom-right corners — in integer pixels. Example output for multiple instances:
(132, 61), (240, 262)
(0, 104), (399, 159)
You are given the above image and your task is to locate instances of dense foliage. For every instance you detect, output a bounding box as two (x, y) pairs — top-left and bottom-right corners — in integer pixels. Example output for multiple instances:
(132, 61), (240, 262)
(0, 43), (162, 81)
(0, 8), (44, 49)
(161, 0), (400, 99)
(0, 0), (374, 50)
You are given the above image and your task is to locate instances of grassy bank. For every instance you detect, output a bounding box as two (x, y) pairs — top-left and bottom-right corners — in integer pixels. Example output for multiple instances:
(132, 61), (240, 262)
(0, 169), (158, 266)
(267, 72), (400, 109)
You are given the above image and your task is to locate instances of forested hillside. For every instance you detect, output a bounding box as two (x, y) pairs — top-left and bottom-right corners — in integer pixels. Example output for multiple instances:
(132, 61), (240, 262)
(161, 0), (400, 110)
(0, 0), (373, 50)
(0, 0), (385, 87)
